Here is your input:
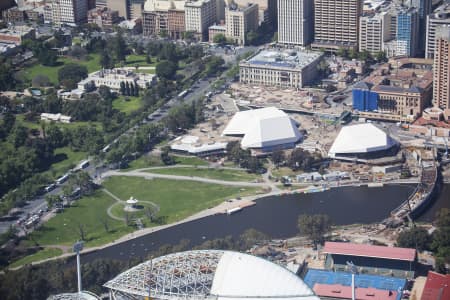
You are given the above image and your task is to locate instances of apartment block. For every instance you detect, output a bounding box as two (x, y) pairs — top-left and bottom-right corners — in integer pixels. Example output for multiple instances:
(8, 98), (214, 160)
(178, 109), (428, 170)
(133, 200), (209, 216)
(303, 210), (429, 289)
(277, 0), (314, 46)
(185, 0), (218, 41)
(359, 12), (391, 54)
(225, 3), (259, 45)
(312, 0), (362, 51)
(426, 0), (450, 58)
(433, 25), (450, 109)
(44, 0), (88, 26)
(142, 0), (186, 38)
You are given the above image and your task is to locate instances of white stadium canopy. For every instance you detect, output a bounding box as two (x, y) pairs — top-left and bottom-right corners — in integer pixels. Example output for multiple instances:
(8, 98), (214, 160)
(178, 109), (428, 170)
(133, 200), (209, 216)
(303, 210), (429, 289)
(104, 250), (319, 300)
(328, 123), (398, 157)
(222, 107), (302, 149)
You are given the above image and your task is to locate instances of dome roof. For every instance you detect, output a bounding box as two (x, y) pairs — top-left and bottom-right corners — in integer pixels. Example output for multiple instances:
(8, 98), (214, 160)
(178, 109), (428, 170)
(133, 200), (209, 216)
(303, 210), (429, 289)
(104, 250), (319, 300)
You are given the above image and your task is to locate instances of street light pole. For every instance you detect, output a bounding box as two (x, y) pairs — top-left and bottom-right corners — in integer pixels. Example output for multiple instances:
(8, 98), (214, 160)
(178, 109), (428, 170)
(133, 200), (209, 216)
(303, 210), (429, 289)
(73, 241), (84, 294)
(347, 261), (358, 300)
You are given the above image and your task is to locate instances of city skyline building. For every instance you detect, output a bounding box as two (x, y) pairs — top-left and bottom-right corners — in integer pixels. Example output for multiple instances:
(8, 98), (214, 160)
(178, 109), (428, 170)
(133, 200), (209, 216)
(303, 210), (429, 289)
(426, 0), (450, 58)
(359, 12), (391, 54)
(44, 0), (88, 26)
(432, 25), (450, 109)
(225, 2), (259, 45)
(311, 0), (362, 51)
(277, 0), (314, 46)
(396, 7), (419, 57)
(185, 0), (218, 41)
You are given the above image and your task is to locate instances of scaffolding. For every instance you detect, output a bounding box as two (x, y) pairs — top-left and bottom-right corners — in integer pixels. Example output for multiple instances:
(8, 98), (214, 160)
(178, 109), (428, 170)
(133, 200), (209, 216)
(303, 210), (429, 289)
(104, 250), (224, 299)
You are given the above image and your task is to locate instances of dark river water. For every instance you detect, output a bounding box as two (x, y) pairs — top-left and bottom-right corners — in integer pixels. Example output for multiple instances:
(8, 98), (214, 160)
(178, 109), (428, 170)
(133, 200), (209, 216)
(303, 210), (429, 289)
(81, 184), (450, 263)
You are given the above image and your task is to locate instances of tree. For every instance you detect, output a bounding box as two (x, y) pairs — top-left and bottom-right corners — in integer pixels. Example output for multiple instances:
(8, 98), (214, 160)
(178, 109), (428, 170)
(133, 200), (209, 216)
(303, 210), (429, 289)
(145, 55), (152, 64)
(45, 194), (61, 208)
(298, 214), (332, 246)
(100, 50), (113, 69)
(8, 125), (29, 148)
(77, 223), (86, 240)
(58, 63), (88, 89)
(120, 81), (126, 95)
(0, 61), (15, 91)
(396, 227), (431, 251)
(375, 51), (387, 62)
(98, 85), (113, 101)
(32, 75), (51, 88)
(68, 45), (87, 60)
(125, 81), (130, 96)
(336, 47), (348, 58)
(431, 208), (450, 271)
(246, 30), (260, 46)
(161, 146), (175, 165)
(144, 205), (159, 222)
(213, 34), (227, 45)
(271, 150), (285, 166)
(156, 60), (177, 80)
(112, 32), (127, 62)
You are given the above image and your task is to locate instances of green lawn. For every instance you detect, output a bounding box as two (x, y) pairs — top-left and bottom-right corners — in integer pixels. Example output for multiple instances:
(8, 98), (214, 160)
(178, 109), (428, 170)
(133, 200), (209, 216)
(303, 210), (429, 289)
(16, 114), (103, 132)
(123, 54), (157, 67)
(126, 154), (208, 170)
(110, 201), (158, 223)
(9, 248), (63, 268)
(271, 167), (298, 178)
(50, 147), (88, 178)
(23, 53), (101, 84)
(27, 190), (133, 247)
(103, 177), (261, 224)
(147, 167), (260, 182)
(113, 96), (142, 114)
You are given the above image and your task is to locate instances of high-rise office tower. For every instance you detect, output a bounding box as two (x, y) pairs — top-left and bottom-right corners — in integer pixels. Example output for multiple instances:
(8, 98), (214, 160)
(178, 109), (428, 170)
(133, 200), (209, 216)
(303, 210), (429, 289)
(396, 8), (419, 57)
(45, 0), (88, 26)
(359, 12), (391, 54)
(277, 0), (314, 46)
(225, 2), (259, 45)
(312, 0), (362, 51)
(407, 0), (432, 55)
(185, 0), (218, 41)
(433, 25), (450, 109)
(426, 1), (450, 58)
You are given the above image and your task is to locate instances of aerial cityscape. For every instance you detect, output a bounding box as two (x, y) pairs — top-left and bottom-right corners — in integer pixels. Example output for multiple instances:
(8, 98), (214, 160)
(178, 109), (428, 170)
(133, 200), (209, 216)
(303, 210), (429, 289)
(0, 0), (449, 299)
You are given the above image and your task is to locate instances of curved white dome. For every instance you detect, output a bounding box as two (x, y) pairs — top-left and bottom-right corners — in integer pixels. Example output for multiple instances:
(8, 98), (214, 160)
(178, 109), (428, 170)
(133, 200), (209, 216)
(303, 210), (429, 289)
(104, 250), (319, 300)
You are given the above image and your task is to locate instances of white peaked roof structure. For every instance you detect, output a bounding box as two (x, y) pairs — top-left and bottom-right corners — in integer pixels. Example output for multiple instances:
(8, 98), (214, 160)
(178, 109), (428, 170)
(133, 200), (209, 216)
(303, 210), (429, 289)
(223, 107), (302, 149)
(328, 123), (398, 157)
(104, 250), (320, 300)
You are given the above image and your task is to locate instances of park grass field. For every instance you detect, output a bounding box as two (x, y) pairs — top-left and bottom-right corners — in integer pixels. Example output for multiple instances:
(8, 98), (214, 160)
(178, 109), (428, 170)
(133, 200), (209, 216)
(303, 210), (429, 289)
(147, 167), (261, 182)
(27, 190), (133, 247)
(24, 54), (101, 84)
(9, 248), (63, 268)
(102, 177), (260, 224)
(49, 147), (88, 178)
(112, 96), (142, 114)
(123, 54), (157, 67)
(125, 154), (208, 170)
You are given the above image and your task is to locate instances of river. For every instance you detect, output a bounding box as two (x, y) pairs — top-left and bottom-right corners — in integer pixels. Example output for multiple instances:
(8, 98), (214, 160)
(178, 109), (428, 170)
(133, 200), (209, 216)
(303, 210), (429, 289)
(81, 184), (449, 263)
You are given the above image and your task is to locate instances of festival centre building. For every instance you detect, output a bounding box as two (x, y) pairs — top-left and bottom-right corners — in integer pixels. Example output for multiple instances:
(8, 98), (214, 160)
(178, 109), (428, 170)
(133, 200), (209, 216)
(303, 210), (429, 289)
(328, 123), (399, 160)
(222, 107), (302, 152)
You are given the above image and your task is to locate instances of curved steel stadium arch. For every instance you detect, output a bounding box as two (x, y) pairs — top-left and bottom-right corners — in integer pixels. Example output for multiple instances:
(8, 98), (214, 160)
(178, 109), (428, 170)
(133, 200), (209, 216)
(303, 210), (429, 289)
(104, 250), (319, 300)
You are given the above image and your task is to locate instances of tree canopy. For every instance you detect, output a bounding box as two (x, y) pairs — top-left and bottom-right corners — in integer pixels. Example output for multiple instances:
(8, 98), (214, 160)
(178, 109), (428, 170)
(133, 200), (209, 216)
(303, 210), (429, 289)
(57, 63), (88, 89)
(298, 214), (332, 245)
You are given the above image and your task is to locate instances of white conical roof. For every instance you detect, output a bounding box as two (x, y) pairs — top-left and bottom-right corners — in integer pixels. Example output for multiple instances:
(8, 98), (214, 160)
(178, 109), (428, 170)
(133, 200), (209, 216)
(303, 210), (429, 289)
(328, 123), (397, 157)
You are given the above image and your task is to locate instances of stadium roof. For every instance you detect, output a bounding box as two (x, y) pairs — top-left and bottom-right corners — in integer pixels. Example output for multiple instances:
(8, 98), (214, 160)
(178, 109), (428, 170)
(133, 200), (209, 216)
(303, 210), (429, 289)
(421, 271), (450, 300)
(222, 107), (302, 149)
(322, 242), (416, 262)
(104, 250), (319, 300)
(328, 123), (397, 157)
(47, 291), (100, 300)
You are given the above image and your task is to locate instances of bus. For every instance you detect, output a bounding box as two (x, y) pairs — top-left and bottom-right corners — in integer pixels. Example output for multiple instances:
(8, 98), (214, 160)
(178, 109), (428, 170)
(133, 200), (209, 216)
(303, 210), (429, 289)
(79, 160), (90, 169)
(56, 173), (70, 185)
(178, 90), (188, 99)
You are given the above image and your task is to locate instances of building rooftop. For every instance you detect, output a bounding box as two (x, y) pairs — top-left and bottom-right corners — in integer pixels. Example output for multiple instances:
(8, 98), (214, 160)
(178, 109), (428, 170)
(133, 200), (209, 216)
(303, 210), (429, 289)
(104, 250), (319, 299)
(243, 49), (322, 70)
(322, 242), (416, 262)
(421, 271), (450, 300)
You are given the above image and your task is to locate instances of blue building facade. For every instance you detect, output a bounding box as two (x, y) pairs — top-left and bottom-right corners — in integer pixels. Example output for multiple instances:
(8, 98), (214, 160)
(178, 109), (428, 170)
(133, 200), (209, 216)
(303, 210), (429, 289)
(352, 82), (378, 111)
(397, 9), (419, 56)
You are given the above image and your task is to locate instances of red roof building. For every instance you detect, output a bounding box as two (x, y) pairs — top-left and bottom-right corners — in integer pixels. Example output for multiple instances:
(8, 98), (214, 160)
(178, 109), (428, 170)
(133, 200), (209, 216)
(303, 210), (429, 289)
(323, 242), (417, 261)
(421, 271), (450, 300)
(313, 283), (398, 300)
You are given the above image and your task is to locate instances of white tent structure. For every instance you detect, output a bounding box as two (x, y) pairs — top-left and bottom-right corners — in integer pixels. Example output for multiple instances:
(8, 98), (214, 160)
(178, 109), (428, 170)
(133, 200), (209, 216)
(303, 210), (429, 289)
(104, 250), (319, 300)
(223, 107), (302, 150)
(328, 123), (398, 158)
